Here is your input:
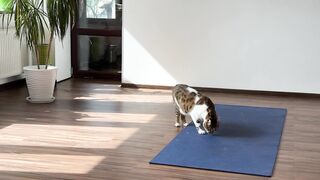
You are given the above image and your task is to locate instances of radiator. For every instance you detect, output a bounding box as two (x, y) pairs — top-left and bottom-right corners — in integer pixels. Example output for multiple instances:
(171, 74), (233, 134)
(0, 28), (23, 79)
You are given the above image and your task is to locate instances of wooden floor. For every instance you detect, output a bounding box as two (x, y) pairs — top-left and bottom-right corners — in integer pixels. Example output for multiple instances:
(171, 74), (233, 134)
(0, 79), (319, 180)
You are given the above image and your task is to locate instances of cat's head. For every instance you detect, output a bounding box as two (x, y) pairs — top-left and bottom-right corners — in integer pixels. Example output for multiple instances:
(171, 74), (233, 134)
(196, 96), (219, 134)
(203, 106), (219, 134)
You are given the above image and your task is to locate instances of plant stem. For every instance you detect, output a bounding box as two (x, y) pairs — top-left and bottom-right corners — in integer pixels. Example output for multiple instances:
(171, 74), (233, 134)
(34, 44), (40, 69)
(45, 31), (54, 69)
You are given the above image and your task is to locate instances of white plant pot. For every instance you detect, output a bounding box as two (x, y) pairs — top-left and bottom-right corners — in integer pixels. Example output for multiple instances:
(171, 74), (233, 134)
(23, 65), (57, 103)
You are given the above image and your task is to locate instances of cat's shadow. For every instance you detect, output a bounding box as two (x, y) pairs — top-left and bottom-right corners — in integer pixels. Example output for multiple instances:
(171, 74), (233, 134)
(214, 121), (264, 138)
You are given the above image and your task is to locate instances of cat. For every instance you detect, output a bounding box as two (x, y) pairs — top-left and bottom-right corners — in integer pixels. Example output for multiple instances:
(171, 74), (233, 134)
(172, 84), (219, 135)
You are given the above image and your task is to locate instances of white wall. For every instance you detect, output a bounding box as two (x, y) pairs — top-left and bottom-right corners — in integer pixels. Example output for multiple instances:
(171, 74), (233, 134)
(123, 0), (320, 94)
(55, 24), (72, 82)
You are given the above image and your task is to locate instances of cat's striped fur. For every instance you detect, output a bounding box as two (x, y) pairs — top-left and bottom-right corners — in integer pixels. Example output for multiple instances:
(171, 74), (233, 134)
(172, 84), (219, 134)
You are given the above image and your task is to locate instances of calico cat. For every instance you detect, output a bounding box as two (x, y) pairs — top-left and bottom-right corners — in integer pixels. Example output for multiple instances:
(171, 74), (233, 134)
(172, 84), (219, 135)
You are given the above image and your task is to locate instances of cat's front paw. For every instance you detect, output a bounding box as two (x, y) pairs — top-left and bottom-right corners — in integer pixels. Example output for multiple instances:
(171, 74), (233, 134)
(174, 122), (181, 127)
(183, 122), (189, 127)
(197, 128), (206, 135)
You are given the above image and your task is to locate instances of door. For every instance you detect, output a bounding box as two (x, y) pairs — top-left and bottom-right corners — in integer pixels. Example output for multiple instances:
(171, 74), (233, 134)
(72, 0), (122, 80)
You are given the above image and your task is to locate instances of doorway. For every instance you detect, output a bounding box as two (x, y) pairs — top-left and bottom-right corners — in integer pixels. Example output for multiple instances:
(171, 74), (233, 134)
(72, 0), (122, 81)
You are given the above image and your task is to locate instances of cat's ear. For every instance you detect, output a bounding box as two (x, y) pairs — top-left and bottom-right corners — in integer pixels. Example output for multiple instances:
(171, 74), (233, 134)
(196, 96), (205, 105)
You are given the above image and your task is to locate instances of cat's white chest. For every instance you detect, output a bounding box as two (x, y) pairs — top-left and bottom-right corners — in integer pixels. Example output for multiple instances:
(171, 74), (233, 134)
(189, 104), (208, 120)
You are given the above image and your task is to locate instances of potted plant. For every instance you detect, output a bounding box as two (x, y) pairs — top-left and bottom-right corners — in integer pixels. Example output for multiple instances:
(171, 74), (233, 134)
(1, 0), (77, 103)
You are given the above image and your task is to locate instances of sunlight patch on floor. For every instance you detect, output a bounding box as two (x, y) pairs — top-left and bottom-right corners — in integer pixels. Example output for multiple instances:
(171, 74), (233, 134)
(0, 124), (138, 149)
(0, 154), (104, 174)
(75, 112), (157, 123)
(74, 93), (171, 103)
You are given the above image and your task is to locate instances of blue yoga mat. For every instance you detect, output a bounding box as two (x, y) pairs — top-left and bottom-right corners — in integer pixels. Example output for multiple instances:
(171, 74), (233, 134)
(150, 104), (287, 177)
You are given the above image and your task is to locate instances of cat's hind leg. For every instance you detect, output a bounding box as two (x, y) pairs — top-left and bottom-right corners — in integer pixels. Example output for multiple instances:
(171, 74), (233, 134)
(175, 107), (181, 127)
